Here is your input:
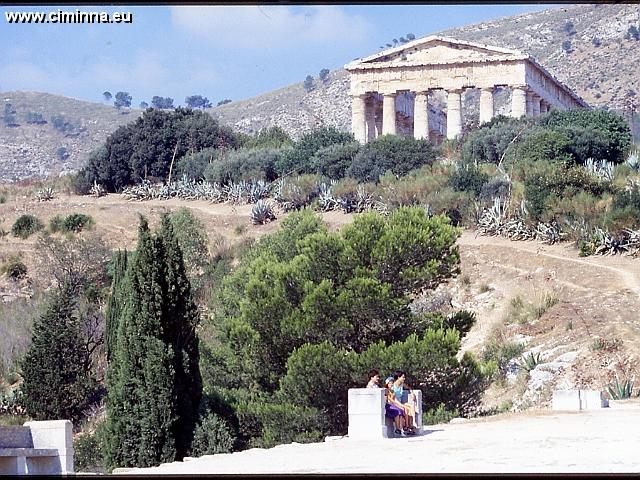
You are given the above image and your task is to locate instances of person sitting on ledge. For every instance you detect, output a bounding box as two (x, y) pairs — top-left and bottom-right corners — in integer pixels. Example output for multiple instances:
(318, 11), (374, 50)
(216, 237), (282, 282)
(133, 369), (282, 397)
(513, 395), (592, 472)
(392, 370), (418, 434)
(366, 369), (380, 388)
(384, 376), (414, 436)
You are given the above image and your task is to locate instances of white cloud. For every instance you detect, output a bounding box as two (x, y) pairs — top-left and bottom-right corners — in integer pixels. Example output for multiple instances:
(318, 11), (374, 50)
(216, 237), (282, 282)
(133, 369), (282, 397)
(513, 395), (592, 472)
(170, 5), (372, 51)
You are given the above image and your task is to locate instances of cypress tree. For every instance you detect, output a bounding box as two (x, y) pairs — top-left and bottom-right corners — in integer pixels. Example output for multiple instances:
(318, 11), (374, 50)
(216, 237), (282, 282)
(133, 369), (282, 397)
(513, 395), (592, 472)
(104, 216), (202, 469)
(157, 214), (202, 459)
(105, 248), (128, 361)
(21, 283), (96, 424)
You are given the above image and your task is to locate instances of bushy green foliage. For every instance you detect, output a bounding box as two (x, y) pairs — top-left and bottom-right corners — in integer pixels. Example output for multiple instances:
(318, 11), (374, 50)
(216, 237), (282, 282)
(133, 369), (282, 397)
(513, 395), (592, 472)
(189, 412), (235, 456)
(175, 147), (221, 181)
(11, 214), (43, 239)
(63, 213), (95, 233)
(78, 108), (240, 192)
(0, 255), (27, 279)
(311, 142), (361, 179)
(74, 432), (106, 473)
(276, 127), (354, 176)
(536, 108), (632, 164)
(202, 207), (477, 444)
(461, 115), (530, 165)
(523, 161), (610, 221)
(422, 403), (459, 426)
(48, 213), (94, 233)
(205, 148), (282, 184)
(514, 128), (574, 165)
(347, 135), (436, 182)
(449, 164), (489, 196)
(105, 249), (128, 361)
(104, 216), (202, 469)
(20, 284), (98, 424)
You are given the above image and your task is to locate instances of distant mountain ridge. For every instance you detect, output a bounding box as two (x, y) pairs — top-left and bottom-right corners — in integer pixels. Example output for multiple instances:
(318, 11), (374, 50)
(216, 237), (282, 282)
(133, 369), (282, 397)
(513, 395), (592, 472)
(1, 3), (638, 182)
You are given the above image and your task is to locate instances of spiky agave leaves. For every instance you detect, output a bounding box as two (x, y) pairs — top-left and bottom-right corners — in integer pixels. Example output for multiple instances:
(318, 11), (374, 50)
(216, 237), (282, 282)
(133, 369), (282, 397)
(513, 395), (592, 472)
(605, 375), (635, 400)
(251, 199), (277, 225)
(35, 187), (55, 202)
(90, 181), (106, 197)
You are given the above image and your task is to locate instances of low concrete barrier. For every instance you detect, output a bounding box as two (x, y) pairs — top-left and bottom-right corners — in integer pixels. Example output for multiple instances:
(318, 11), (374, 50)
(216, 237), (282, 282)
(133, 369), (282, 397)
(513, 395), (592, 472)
(347, 388), (422, 439)
(0, 420), (73, 475)
(552, 390), (608, 411)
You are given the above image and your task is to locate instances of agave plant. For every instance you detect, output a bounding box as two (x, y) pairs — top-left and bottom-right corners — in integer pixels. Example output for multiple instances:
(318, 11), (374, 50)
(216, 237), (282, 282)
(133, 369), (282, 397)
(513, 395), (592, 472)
(251, 199), (276, 225)
(626, 150), (640, 172)
(584, 158), (614, 182)
(519, 352), (542, 373)
(89, 181), (106, 197)
(35, 186), (55, 201)
(605, 375), (635, 400)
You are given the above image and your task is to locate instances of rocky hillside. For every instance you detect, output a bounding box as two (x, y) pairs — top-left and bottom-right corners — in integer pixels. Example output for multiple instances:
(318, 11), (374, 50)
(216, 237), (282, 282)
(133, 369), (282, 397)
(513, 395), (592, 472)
(210, 3), (640, 139)
(0, 92), (141, 182)
(1, 4), (639, 182)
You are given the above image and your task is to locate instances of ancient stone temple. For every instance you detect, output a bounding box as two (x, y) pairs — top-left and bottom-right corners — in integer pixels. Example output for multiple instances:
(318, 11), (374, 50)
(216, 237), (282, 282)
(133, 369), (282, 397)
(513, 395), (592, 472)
(345, 36), (588, 143)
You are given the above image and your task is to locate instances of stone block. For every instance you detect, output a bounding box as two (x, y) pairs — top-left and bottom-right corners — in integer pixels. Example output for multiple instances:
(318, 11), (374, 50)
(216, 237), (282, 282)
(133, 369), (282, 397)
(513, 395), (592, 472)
(348, 389), (388, 440)
(552, 390), (581, 410)
(579, 390), (608, 410)
(23, 420), (73, 474)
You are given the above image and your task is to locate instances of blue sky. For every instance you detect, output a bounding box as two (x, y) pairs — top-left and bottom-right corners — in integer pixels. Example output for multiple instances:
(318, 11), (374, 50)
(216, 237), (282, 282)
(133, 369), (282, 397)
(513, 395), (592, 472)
(1, 4), (564, 106)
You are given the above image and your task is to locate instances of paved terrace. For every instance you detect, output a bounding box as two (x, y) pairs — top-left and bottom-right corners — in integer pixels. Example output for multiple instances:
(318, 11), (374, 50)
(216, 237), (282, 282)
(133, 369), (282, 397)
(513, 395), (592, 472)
(115, 407), (640, 474)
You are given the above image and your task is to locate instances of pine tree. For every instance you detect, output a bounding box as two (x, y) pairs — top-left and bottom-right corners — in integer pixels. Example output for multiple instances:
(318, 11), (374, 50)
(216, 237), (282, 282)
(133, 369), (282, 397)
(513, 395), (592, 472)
(105, 249), (128, 361)
(104, 216), (202, 469)
(21, 283), (96, 424)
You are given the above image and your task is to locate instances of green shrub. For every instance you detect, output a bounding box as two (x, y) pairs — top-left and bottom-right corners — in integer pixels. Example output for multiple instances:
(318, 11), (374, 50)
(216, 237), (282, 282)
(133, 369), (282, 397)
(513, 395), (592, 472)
(205, 148), (282, 184)
(536, 108), (632, 164)
(514, 127), (574, 165)
(189, 412), (236, 457)
(347, 135), (436, 182)
(0, 256), (27, 279)
(61, 213), (94, 233)
(461, 115), (530, 165)
(175, 147), (222, 181)
(311, 142), (361, 180)
(347, 148), (392, 183)
(11, 214), (44, 239)
(74, 432), (106, 473)
(276, 127), (354, 176)
(422, 403), (459, 426)
(523, 162), (609, 221)
(48, 214), (65, 233)
(449, 164), (489, 197)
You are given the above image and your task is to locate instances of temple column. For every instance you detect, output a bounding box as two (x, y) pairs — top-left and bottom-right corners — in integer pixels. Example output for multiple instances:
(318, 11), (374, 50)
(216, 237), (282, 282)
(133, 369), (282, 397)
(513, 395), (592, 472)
(374, 99), (383, 137)
(532, 94), (541, 116)
(526, 90), (535, 116)
(510, 86), (527, 118)
(479, 87), (495, 124)
(382, 92), (397, 136)
(351, 94), (367, 143)
(446, 89), (463, 139)
(413, 90), (430, 140)
(365, 95), (376, 142)
(540, 100), (549, 114)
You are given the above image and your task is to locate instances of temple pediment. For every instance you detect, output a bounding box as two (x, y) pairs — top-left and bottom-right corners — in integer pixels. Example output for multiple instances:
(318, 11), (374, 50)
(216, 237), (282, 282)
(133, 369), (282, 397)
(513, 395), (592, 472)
(346, 36), (526, 69)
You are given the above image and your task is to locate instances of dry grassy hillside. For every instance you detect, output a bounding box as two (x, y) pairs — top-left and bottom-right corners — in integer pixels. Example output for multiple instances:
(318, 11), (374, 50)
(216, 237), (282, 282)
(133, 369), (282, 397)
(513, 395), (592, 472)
(0, 92), (141, 182)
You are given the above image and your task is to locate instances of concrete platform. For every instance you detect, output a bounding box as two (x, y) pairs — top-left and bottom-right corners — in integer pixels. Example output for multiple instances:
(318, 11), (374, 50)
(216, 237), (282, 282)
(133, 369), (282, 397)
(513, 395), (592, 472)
(115, 409), (640, 474)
